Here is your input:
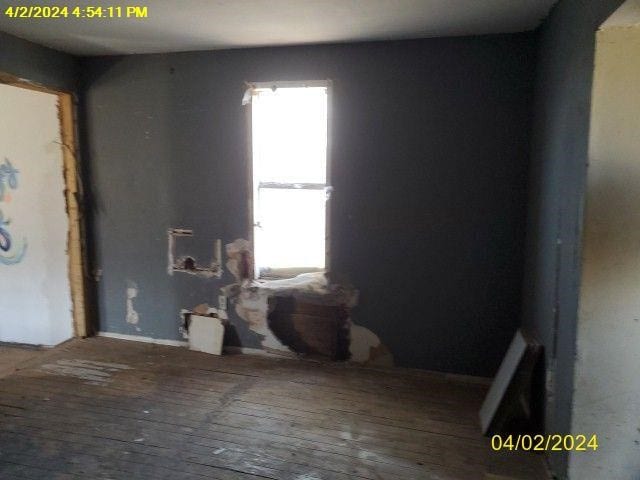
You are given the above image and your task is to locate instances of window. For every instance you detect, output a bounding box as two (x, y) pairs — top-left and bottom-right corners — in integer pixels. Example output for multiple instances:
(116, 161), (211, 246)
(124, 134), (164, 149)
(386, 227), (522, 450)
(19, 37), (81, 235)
(250, 82), (330, 278)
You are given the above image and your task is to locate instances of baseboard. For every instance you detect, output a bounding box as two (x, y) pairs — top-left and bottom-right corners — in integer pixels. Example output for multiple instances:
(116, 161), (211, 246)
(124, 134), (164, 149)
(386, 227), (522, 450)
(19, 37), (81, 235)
(96, 331), (188, 347)
(223, 345), (272, 356)
(97, 333), (269, 353)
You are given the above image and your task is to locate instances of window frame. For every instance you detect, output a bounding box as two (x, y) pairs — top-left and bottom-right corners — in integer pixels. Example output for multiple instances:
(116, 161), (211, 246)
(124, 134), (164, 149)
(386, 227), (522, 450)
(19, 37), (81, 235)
(245, 80), (332, 280)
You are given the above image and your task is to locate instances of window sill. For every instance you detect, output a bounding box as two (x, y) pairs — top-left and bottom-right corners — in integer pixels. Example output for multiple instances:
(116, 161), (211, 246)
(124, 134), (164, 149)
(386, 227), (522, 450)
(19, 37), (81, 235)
(258, 267), (325, 280)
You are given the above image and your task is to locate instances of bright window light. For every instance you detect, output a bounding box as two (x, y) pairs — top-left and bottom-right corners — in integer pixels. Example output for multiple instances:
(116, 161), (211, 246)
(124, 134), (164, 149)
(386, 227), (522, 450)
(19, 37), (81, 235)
(251, 85), (328, 277)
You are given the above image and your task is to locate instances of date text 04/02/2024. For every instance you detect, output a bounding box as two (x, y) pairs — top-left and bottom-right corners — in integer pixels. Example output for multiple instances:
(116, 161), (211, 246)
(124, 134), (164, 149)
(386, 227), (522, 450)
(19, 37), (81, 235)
(491, 434), (599, 452)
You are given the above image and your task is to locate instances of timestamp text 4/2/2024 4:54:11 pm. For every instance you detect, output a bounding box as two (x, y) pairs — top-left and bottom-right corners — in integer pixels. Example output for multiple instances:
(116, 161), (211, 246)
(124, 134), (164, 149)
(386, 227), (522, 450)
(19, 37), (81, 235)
(3, 5), (148, 19)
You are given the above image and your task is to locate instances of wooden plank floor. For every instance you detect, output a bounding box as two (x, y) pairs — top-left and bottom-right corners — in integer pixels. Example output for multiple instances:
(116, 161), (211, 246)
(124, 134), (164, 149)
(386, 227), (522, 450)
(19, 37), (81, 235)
(0, 337), (548, 480)
(0, 344), (45, 379)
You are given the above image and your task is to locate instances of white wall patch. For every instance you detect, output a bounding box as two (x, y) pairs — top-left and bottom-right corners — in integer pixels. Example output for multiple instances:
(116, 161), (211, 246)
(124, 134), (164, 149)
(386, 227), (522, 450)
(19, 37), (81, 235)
(126, 281), (140, 331)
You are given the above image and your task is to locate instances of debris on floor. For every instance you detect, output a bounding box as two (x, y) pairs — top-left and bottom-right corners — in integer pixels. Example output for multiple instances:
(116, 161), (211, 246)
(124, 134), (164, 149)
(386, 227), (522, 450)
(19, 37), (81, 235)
(39, 358), (131, 386)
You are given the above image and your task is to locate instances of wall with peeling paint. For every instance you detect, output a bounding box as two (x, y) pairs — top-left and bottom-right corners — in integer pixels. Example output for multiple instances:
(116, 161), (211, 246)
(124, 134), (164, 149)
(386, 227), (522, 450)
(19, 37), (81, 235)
(0, 83), (74, 346)
(0, 31), (78, 92)
(80, 34), (535, 376)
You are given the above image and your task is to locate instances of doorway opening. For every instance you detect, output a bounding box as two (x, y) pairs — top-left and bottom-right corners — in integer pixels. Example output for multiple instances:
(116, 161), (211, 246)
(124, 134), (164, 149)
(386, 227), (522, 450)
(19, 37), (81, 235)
(572, 2), (640, 477)
(0, 73), (87, 345)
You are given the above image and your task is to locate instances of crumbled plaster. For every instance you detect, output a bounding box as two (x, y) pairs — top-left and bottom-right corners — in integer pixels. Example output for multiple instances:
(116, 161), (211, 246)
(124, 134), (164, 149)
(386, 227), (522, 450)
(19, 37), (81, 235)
(350, 323), (394, 367)
(225, 238), (251, 283)
(125, 280), (140, 332)
(40, 359), (131, 386)
(234, 287), (291, 354)
(221, 239), (392, 364)
(167, 228), (179, 274)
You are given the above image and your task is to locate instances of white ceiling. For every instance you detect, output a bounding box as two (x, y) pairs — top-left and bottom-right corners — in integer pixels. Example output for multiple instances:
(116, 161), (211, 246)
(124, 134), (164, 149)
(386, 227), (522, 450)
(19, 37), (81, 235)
(0, 0), (558, 56)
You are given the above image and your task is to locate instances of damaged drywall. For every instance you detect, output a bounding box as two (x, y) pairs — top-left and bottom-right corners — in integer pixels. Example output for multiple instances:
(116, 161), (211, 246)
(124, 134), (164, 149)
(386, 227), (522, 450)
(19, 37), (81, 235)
(232, 287), (293, 354)
(350, 323), (393, 366)
(167, 228), (222, 278)
(268, 296), (350, 359)
(221, 239), (392, 365)
(125, 280), (140, 331)
(83, 38), (535, 376)
(179, 303), (228, 339)
(225, 238), (252, 284)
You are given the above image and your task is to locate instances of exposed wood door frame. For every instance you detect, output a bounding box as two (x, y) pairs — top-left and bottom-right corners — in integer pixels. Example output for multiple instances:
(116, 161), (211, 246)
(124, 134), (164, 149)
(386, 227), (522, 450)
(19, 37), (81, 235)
(0, 71), (88, 338)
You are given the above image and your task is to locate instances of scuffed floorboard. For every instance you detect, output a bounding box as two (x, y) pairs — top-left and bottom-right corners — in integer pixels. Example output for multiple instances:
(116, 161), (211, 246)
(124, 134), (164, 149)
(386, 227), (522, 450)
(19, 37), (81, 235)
(0, 344), (47, 380)
(0, 338), (549, 479)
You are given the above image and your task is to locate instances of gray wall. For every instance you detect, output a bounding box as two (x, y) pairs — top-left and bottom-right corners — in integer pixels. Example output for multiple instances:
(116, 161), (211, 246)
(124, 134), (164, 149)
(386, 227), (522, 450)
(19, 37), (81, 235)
(521, 0), (624, 477)
(80, 34), (535, 377)
(0, 31), (77, 92)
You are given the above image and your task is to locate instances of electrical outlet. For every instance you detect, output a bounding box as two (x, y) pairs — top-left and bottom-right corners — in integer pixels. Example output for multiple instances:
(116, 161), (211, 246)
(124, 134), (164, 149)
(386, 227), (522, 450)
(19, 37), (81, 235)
(218, 294), (227, 311)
